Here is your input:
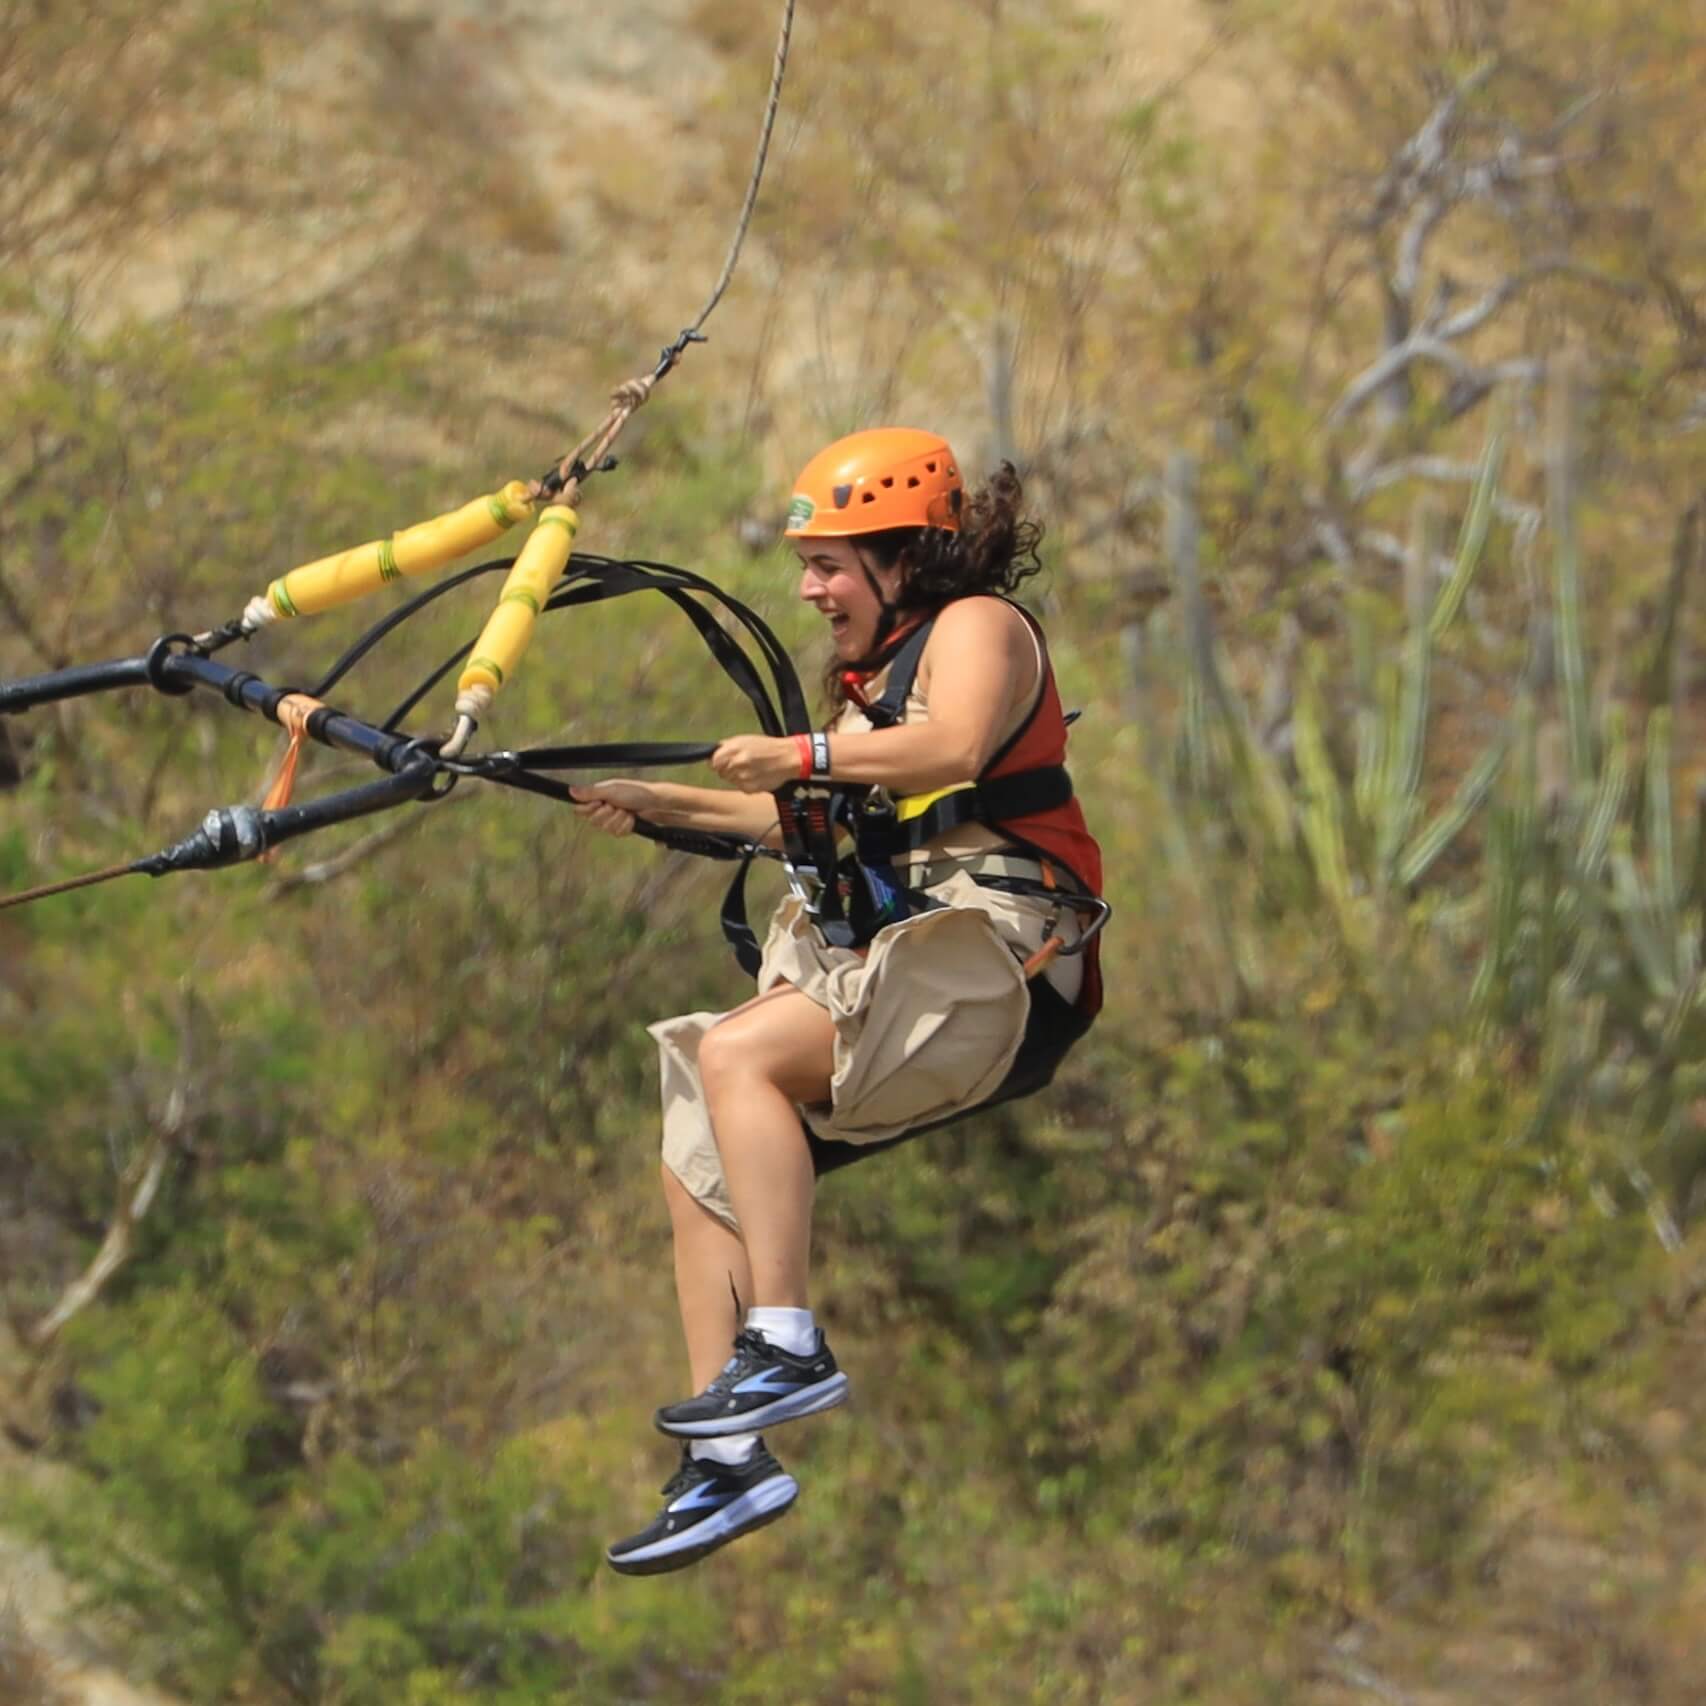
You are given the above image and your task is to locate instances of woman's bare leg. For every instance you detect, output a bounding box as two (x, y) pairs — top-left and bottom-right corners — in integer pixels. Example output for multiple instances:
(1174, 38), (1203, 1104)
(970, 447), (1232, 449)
(661, 1162), (754, 1391)
(695, 988), (836, 1311)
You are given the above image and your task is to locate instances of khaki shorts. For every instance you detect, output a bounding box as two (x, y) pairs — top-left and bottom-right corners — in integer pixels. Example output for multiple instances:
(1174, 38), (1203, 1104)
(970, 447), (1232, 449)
(651, 870), (1083, 1232)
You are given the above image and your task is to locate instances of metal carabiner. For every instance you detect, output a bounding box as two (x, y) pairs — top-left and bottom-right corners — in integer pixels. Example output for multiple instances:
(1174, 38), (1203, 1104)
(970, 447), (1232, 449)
(1054, 896), (1112, 956)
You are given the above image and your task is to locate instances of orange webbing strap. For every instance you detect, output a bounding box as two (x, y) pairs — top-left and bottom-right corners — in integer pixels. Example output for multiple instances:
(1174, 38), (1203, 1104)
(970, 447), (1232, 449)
(1022, 935), (1066, 980)
(258, 694), (324, 857)
(1021, 858), (1064, 980)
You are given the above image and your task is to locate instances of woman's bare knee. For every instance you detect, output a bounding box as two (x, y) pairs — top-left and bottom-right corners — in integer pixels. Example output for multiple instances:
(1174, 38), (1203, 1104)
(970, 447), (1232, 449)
(696, 1018), (761, 1093)
(699, 997), (835, 1103)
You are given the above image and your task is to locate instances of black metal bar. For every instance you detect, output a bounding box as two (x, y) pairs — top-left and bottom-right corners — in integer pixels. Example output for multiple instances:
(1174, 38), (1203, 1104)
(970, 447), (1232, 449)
(156, 652), (418, 772)
(0, 656), (152, 713)
(133, 760), (442, 878)
(262, 760), (442, 847)
(1, 649), (419, 778)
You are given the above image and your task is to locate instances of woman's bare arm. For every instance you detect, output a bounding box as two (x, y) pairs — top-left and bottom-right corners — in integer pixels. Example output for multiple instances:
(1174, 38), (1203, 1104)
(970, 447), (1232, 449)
(812, 597), (1037, 791)
(572, 779), (780, 845)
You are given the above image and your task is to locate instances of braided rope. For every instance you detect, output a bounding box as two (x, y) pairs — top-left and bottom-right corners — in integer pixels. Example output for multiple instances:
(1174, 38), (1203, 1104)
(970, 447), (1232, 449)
(686, 0), (795, 340)
(540, 0), (797, 503)
(0, 860), (138, 911)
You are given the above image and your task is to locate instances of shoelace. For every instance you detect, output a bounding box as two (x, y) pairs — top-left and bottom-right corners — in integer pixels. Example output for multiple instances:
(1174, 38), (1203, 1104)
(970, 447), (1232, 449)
(704, 1326), (781, 1395)
(660, 1450), (707, 1501)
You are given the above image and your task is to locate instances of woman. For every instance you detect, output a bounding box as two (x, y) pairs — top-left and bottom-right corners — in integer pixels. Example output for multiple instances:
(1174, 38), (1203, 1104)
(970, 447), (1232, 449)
(574, 429), (1104, 1575)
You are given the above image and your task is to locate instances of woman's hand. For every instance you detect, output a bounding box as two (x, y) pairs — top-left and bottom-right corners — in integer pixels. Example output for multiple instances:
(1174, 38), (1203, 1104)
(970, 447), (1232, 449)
(570, 779), (663, 837)
(710, 735), (802, 794)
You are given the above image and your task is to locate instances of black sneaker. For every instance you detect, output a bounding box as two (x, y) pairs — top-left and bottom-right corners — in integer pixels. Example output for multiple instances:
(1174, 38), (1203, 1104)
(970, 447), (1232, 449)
(605, 1441), (798, 1576)
(653, 1327), (849, 1438)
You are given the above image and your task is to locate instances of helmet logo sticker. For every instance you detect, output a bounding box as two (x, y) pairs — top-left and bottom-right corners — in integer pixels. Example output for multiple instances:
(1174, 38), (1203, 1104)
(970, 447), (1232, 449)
(787, 494), (817, 529)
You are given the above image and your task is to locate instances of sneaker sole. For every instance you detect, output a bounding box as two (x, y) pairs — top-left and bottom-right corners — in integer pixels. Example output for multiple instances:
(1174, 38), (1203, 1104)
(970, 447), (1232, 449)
(605, 1473), (799, 1576)
(654, 1372), (851, 1438)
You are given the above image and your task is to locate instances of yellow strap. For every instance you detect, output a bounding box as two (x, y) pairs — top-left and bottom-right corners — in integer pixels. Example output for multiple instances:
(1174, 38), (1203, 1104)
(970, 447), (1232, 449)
(894, 782), (974, 823)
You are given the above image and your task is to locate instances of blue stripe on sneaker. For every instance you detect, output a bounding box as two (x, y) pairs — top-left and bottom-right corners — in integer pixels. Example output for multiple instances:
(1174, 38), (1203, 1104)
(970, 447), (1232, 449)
(669, 1480), (735, 1514)
(730, 1366), (805, 1396)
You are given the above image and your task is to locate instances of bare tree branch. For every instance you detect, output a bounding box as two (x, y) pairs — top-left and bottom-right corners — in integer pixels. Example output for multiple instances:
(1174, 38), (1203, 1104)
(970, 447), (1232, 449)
(1361, 59), (1497, 234)
(1393, 191), (1448, 304)
(1332, 331), (1542, 427)
(27, 1088), (189, 1352)
(1328, 55), (1621, 474)
(1432, 260), (1641, 343)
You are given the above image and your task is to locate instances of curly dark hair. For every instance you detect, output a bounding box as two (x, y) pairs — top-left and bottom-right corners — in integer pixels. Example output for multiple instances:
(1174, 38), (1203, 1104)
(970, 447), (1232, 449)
(822, 460), (1044, 710)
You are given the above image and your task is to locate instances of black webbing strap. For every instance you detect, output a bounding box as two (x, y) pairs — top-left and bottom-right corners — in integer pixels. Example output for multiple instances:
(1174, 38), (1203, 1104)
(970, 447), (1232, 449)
(854, 767), (1075, 860)
(507, 740), (718, 770)
(547, 557), (811, 734)
(857, 620), (935, 729)
(717, 842), (768, 974)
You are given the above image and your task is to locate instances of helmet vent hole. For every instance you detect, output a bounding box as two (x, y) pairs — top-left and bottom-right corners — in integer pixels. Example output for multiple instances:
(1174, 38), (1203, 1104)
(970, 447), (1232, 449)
(832, 483), (853, 508)
(926, 461), (938, 472)
(861, 491), (877, 502)
(906, 475), (921, 488)
(881, 476), (894, 487)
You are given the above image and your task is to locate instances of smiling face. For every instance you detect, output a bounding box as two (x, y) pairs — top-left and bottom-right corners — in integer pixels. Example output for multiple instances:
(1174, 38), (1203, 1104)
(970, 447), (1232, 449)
(795, 538), (907, 661)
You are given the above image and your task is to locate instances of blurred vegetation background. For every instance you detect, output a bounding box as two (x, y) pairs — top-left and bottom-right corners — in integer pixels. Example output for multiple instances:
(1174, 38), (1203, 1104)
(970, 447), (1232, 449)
(3, 1), (1706, 1701)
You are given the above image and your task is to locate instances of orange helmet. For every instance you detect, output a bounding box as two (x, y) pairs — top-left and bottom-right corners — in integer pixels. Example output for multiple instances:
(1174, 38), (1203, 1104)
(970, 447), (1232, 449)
(784, 428), (963, 539)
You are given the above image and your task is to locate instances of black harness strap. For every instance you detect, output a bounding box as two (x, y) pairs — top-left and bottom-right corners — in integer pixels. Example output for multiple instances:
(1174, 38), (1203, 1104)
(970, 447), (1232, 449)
(839, 606), (1081, 898)
(853, 768), (1076, 860)
(507, 740), (719, 770)
(855, 621), (935, 730)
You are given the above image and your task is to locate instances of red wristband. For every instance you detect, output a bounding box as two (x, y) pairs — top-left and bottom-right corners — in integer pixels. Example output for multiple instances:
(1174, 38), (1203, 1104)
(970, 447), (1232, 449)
(792, 733), (813, 779)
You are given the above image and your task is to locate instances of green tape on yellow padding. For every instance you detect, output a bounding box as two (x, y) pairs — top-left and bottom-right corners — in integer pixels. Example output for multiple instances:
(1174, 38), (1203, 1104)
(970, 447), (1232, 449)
(263, 482), (538, 619)
(455, 506), (579, 705)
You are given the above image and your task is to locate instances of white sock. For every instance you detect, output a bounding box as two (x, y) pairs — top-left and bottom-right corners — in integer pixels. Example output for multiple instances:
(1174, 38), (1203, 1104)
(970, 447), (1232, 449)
(690, 1433), (759, 1466)
(746, 1305), (817, 1358)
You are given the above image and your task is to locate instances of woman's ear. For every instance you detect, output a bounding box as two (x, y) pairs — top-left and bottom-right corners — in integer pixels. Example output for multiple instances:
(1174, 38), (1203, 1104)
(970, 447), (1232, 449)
(889, 548), (916, 599)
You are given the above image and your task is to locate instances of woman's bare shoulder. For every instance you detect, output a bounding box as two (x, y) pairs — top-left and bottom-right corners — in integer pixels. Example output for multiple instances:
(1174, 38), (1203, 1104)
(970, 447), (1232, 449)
(917, 597), (1040, 704)
(925, 595), (1033, 652)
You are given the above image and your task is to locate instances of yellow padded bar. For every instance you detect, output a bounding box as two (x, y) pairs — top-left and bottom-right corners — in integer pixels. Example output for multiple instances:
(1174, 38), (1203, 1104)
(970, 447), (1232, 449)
(456, 506), (580, 704)
(264, 481), (536, 620)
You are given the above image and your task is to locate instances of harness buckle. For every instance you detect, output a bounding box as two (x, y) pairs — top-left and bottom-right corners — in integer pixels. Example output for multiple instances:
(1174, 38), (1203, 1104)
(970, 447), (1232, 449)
(781, 856), (824, 908)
